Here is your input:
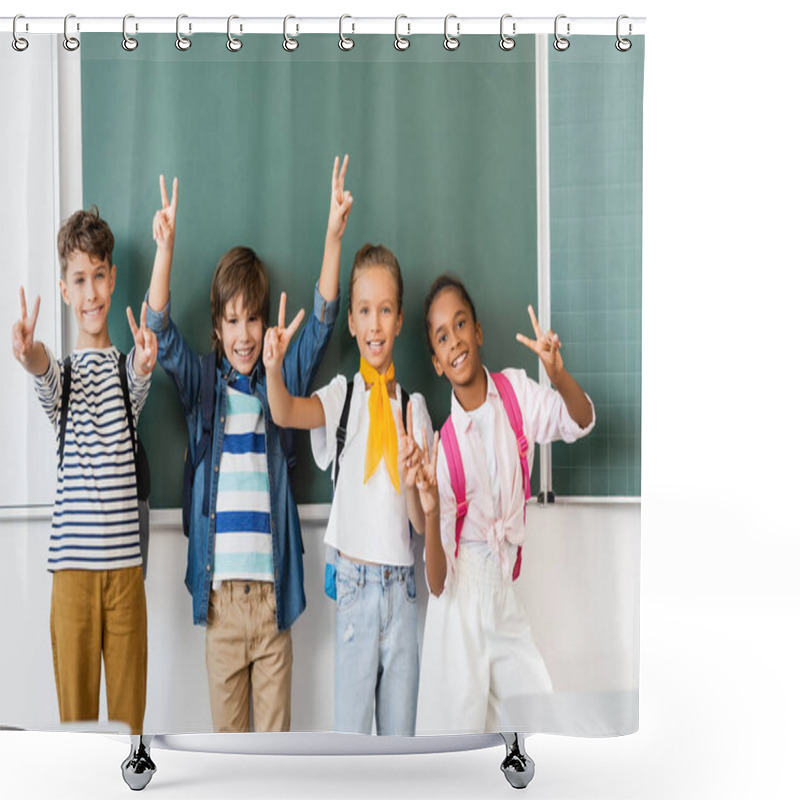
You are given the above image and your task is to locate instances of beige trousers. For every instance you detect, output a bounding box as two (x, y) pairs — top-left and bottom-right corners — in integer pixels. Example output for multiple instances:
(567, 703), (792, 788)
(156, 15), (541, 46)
(50, 566), (147, 735)
(205, 580), (292, 732)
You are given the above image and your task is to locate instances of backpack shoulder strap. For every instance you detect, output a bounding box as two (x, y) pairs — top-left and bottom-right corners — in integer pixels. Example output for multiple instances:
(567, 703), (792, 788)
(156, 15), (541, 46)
(333, 381), (355, 490)
(199, 352), (217, 439)
(118, 351), (137, 456)
(491, 371), (527, 580)
(400, 388), (410, 431)
(197, 352), (218, 517)
(492, 371), (530, 502)
(440, 415), (468, 557)
(58, 355), (72, 469)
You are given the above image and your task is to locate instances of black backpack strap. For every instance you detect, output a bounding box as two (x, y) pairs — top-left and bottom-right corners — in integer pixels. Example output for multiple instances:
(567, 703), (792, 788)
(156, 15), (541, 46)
(58, 356), (72, 469)
(118, 352), (137, 457)
(333, 381), (355, 490)
(400, 388), (410, 434)
(198, 352), (218, 517)
(183, 352), (217, 537)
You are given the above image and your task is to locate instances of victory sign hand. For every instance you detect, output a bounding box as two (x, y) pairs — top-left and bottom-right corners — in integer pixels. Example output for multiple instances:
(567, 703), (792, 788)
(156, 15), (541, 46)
(153, 175), (178, 250)
(127, 302), (158, 376)
(416, 431), (440, 518)
(11, 286), (41, 366)
(263, 292), (305, 372)
(516, 304), (564, 382)
(396, 401), (423, 489)
(327, 154), (353, 240)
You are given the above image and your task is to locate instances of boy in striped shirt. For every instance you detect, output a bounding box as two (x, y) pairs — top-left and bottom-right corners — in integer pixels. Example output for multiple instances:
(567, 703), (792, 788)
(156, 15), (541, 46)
(11, 207), (157, 735)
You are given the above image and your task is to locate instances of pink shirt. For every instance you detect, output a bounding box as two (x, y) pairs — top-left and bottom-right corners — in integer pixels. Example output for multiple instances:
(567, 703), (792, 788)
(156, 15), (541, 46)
(435, 367), (595, 588)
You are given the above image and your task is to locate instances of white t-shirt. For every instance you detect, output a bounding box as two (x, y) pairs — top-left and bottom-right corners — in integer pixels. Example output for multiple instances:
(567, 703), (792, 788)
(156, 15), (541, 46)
(311, 373), (433, 566)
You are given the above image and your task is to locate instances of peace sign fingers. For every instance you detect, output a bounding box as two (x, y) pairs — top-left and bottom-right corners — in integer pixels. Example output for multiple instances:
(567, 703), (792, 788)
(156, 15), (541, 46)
(126, 305), (141, 342)
(19, 285), (28, 321)
(284, 307), (305, 341)
(277, 291), (287, 330)
(160, 174), (178, 212)
(19, 286), (40, 334)
(160, 174), (170, 209)
(337, 153), (349, 200)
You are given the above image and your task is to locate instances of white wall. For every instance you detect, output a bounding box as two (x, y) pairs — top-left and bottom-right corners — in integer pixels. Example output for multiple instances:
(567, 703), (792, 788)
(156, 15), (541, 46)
(0, 504), (639, 733)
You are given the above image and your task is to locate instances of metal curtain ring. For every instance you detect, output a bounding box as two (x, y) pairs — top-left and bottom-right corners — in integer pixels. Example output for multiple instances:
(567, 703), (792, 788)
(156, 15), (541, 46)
(339, 14), (355, 51)
(122, 14), (138, 51)
(499, 14), (515, 51)
(227, 15), (242, 51)
(394, 15), (410, 51)
(63, 13), (80, 51)
(443, 14), (460, 51)
(615, 14), (632, 51)
(12, 15), (29, 52)
(283, 15), (299, 52)
(175, 14), (192, 51)
(553, 14), (570, 52)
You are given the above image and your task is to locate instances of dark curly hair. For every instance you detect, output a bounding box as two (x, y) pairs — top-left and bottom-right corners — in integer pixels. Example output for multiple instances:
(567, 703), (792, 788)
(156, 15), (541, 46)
(422, 274), (478, 354)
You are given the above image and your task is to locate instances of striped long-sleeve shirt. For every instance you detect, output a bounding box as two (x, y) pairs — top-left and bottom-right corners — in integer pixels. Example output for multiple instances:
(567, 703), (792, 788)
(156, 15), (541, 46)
(211, 375), (274, 585)
(34, 345), (151, 571)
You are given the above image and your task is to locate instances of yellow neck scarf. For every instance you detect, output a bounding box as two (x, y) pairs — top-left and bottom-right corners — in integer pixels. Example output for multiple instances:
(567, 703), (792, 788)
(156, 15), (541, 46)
(360, 358), (400, 493)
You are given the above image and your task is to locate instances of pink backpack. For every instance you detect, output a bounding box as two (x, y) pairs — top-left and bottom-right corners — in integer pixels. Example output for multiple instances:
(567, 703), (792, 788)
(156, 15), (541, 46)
(440, 372), (530, 581)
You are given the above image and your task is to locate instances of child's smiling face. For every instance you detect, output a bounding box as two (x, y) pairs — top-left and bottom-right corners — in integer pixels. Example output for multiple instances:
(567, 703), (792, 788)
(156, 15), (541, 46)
(60, 251), (116, 349)
(215, 293), (264, 376)
(428, 287), (484, 390)
(348, 264), (403, 376)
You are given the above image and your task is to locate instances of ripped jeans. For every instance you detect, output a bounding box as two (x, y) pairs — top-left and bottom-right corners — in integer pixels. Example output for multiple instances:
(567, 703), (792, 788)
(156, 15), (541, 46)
(334, 553), (419, 735)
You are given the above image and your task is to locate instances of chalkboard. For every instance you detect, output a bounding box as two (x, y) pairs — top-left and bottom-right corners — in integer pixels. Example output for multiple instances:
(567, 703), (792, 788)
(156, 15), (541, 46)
(548, 36), (643, 497)
(80, 33), (641, 506)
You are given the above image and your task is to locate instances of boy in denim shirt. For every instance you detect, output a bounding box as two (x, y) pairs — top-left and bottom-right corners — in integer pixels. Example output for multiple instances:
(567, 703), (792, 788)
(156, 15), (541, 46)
(145, 157), (352, 731)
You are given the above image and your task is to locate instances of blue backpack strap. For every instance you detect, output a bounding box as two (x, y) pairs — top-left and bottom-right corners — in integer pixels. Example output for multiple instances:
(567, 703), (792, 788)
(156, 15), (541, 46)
(58, 355), (72, 469)
(182, 352), (217, 537)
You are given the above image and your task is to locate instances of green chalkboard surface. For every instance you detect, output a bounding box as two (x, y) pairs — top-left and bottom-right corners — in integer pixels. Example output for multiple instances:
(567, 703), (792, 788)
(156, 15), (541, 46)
(81, 33), (542, 507)
(548, 36), (643, 497)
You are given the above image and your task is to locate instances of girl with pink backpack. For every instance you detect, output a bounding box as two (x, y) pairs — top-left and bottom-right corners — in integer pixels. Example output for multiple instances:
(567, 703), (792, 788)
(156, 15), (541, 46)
(413, 275), (595, 735)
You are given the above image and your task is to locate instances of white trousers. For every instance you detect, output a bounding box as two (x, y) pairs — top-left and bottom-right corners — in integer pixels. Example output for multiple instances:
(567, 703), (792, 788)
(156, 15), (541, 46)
(416, 546), (553, 735)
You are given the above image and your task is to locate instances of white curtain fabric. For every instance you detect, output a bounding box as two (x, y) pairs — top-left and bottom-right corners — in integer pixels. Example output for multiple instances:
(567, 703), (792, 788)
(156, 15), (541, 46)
(0, 32), (639, 738)
(0, 34), (62, 508)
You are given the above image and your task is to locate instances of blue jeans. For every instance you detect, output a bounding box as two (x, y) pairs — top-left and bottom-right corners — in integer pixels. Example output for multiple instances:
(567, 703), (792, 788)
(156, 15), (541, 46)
(334, 554), (419, 735)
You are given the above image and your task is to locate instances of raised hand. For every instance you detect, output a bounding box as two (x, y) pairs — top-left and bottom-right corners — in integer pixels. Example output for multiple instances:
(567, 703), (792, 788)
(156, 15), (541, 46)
(416, 431), (440, 518)
(327, 154), (353, 241)
(262, 291), (305, 372)
(396, 402), (423, 489)
(11, 286), (41, 366)
(127, 302), (158, 376)
(516, 303), (564, 381)
(153, 175), (178, 250)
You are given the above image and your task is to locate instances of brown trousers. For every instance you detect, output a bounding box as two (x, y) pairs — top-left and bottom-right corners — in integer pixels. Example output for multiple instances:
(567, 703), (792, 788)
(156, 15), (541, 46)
(205, 580), (292, 732)
(50, 566), (147, 735)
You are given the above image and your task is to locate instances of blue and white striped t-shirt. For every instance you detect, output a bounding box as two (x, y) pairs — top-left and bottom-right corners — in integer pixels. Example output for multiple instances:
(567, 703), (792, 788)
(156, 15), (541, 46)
(212, 375), (274, 584)
(34, 345), (150, 572)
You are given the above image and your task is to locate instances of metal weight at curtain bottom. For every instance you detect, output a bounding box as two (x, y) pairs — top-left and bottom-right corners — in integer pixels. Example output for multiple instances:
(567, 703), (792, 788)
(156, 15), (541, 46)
(500, 733), (535, 789)
(121, 735), (156, 790)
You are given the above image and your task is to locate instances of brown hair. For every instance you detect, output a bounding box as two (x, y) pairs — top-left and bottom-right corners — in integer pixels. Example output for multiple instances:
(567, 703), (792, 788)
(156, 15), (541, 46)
(209, 246), (269, 355)
(57, 206), (114, 278)
(423, 274), (478, 354)
(348, 243), (404, 312)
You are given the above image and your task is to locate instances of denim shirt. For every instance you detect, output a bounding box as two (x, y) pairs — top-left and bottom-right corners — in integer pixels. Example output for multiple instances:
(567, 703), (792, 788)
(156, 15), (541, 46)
(146, 283), (339, 630)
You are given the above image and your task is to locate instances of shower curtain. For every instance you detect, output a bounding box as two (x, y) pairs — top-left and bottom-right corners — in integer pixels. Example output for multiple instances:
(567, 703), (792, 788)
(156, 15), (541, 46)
(0, 26), (643, 740)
